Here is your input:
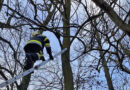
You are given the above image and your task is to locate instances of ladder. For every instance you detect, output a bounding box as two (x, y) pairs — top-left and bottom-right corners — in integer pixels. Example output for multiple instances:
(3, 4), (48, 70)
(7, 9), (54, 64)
(0, 48), (67, 88)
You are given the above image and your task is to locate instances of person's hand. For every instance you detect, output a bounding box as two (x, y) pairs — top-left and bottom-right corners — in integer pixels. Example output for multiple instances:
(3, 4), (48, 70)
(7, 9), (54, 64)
(50, 55), (54, 60)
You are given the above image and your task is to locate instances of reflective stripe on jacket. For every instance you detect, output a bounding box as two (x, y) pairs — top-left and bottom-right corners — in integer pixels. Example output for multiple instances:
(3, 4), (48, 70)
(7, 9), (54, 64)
(26, 40), (42, 47)
(26, 35), (50, 48)
(24, 35), (50, 53)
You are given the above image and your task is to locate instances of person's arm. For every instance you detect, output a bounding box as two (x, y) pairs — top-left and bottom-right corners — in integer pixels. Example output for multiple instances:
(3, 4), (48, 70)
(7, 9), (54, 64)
(46, 47), (53, 60)
(44, 37), (53, 60)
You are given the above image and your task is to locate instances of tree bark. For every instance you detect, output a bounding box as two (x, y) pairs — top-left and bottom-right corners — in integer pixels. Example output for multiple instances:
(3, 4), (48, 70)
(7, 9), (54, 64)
(62, 0), (74, 90)
(0, 0), (4, 11)
(18, 73), (32, 90)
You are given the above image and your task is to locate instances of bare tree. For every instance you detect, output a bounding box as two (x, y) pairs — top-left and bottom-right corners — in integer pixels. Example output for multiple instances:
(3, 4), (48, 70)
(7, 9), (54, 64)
(0, 0), (129, 90)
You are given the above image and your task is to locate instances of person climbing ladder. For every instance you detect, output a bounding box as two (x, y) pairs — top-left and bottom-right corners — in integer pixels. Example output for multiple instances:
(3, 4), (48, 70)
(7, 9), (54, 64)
(24, 31), (54, 70)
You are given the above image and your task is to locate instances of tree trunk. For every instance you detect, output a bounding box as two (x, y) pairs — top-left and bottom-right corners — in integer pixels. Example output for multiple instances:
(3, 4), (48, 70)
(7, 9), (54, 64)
(0, 0), (4, 11)
(62, 0), (74, 90)
(101, 57), (114, 90)
(96, 31), (114, 90)
(18, 73), (32, 90)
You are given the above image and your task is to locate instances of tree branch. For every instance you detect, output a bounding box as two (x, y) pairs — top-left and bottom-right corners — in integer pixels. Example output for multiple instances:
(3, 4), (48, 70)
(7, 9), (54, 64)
(92, 0), (130, 36)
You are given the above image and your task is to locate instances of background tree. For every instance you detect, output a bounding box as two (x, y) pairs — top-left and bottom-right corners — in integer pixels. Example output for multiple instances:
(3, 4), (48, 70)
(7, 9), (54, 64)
(0, 0), (129, 90)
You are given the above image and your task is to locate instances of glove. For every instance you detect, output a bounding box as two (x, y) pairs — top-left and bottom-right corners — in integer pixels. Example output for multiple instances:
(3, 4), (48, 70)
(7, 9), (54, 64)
(49, 55), (54, 60)
(41, 56), (45, 61)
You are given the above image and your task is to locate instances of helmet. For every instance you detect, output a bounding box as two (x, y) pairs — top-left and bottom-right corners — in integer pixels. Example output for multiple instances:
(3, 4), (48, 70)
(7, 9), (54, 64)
(32, 31), (40, 36)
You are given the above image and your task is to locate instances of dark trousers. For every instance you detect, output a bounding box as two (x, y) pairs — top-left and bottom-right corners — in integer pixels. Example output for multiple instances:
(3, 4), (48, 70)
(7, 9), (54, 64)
(24, 52), (45, 70)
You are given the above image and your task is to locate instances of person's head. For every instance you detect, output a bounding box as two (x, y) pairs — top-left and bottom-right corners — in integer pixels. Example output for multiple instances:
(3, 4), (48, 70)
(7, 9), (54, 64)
(32, 31), (40, 36)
